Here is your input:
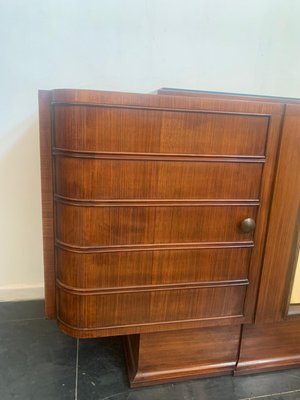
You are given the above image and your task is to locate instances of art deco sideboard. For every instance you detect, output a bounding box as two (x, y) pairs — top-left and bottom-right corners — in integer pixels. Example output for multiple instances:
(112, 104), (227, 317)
(39, 88), (300, 386)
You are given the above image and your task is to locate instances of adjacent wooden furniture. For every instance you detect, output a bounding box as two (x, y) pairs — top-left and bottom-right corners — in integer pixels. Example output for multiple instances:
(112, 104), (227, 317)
(39, 88), (300, 387)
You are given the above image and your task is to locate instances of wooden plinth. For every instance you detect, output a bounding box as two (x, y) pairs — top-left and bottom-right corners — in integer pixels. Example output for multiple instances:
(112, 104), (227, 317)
(124, 321), (300, 387)
(124, 325), (241, 387)
(235, 320), (300, 375)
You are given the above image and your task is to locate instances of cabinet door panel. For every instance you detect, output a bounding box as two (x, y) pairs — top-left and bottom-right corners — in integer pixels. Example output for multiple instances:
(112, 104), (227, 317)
(39, 88), (283, 333)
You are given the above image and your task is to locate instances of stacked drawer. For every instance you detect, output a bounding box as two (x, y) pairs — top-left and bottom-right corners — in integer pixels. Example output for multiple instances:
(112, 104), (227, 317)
(53, 101), (269, 336)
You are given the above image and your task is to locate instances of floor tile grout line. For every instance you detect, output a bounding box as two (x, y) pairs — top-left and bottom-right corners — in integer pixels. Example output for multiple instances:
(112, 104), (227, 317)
(239, 387), (300, 400)
(75, 338), (79, 400)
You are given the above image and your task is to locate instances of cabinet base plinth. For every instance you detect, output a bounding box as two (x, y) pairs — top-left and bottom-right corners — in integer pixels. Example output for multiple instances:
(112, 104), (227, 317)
(235, 320), (300, 376)
(124, 325), (241, 387)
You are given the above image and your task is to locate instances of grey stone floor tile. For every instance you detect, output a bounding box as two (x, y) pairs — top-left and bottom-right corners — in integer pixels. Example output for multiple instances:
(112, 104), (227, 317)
(77, 337), (129, 400)
(231, 371), (300, 399)
(117, 383), (193, 400)
(0, 319), (76, 400)
(285, 370), (300, 379)
(255, 390), (300, 399)
(0, 310), (300, 400)
(0, 300), (44, 322)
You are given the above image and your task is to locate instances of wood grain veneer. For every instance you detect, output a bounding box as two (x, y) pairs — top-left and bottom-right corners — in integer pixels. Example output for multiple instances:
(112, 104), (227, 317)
(57, 285), (246, 330)
(54, 157), (263, 201)
(40, 89), (283, 350)
(236, 320), (300, 374)
(157, 88), (300, 104)
(56, 247), (251, 289)
(124, 325), (241, 387)
(54, 104), (269, 156)
(38, 90), (56, 319)
(38, 87), (300, 385)
(255, 104), (300, 323)
(144, 88), (300, 384)
(56, 203), (257, 247)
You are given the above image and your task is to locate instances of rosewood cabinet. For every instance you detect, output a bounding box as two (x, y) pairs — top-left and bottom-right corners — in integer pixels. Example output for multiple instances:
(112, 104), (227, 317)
(39, 88), (300, 386)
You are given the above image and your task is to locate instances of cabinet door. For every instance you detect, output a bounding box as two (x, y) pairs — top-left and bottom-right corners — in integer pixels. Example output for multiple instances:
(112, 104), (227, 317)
(39, 89), (283, 337)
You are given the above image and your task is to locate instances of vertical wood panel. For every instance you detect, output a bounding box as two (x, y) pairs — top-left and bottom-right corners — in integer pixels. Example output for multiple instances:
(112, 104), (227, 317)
(39, 90), (55, 318)
(255, 105), (300, 323)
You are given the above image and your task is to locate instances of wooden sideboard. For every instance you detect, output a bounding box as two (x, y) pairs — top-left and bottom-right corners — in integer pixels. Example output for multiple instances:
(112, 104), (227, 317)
(39, 88), (300, 386)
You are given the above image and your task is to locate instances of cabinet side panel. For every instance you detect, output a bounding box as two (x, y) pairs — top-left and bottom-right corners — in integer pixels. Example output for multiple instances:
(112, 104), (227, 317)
(255, 105), (300, 322)
(39, 90), (56, 318)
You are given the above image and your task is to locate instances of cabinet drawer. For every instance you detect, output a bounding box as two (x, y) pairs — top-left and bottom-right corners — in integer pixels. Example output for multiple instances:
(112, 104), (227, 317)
(56, 247), (251, 289)
(55, 157), (263, 200)
(57, 285), (246, 330)
(56, 203), (257, 247)
(54, 105), (268, 156)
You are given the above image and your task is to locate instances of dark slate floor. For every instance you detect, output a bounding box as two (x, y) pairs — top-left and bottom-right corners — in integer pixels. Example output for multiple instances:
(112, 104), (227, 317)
(1, 301), (300, 400)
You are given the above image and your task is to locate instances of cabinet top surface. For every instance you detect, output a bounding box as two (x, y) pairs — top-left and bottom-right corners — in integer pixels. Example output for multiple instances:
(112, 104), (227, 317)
(158, 87), (300, 103)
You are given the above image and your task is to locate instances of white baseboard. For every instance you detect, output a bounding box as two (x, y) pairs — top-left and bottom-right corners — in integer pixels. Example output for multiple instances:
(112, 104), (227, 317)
(0, 284), (44, 301)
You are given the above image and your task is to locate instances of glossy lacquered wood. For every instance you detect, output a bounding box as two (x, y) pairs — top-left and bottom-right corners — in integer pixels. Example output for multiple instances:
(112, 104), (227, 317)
(157, 88), (287, 322)
(57, 285), (246, 336)
(255, 104), (300, 323)
(54, 104), (269, 156)
(56, 247), (251, 289)
(158, 88), (300, 104)
(55, 157), (263, 201)
(124, 325), (241, 387)
(236, 320), (300, 374)
(39, 88), (283, 338)
(38, 91), (56, 319)
(124, 319), (300, 387)
(56, 203), (257, 247)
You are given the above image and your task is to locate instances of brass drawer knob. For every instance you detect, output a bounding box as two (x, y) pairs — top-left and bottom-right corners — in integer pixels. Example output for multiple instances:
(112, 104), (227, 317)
(240, 218), (256, 233)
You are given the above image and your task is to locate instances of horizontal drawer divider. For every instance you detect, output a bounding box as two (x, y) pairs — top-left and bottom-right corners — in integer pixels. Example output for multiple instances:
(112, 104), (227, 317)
(52, 101), (273, 117)
(54, 194), (260, 207)
(56, 278), (249, 296)
(56, 314), (245, 333)
(56, 239), (254, 253)
(53, 148), (266, 163)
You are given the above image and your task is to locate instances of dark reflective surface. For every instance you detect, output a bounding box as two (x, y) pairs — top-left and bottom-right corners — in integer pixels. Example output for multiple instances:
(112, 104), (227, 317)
(1, 301), (300, 400)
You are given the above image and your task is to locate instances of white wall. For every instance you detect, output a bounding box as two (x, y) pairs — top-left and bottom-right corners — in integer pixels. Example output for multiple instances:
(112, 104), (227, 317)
(0, 0), (300, 300)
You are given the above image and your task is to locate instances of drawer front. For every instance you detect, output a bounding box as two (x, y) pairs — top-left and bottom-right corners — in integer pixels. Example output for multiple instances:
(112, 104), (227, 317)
(57, 285), (246, 329)
(55, 157), (263, 200)
(56, 247), (251, 289)
(56, 203), (257, 247)
(54, 105), (268, 156)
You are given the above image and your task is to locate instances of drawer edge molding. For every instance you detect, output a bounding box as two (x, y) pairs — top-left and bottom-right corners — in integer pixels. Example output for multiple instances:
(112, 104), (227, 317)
(55, 240), (255, 253)
(56, 278), (249, 295)
(57, 315), (245, 339)
(53, 148), (266, 163)
(52, 101), (274, 116)
(54, 194), (260, 207)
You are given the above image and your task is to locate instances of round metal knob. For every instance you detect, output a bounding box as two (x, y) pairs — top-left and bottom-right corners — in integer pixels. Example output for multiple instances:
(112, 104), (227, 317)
(240, 218), (256, 233)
